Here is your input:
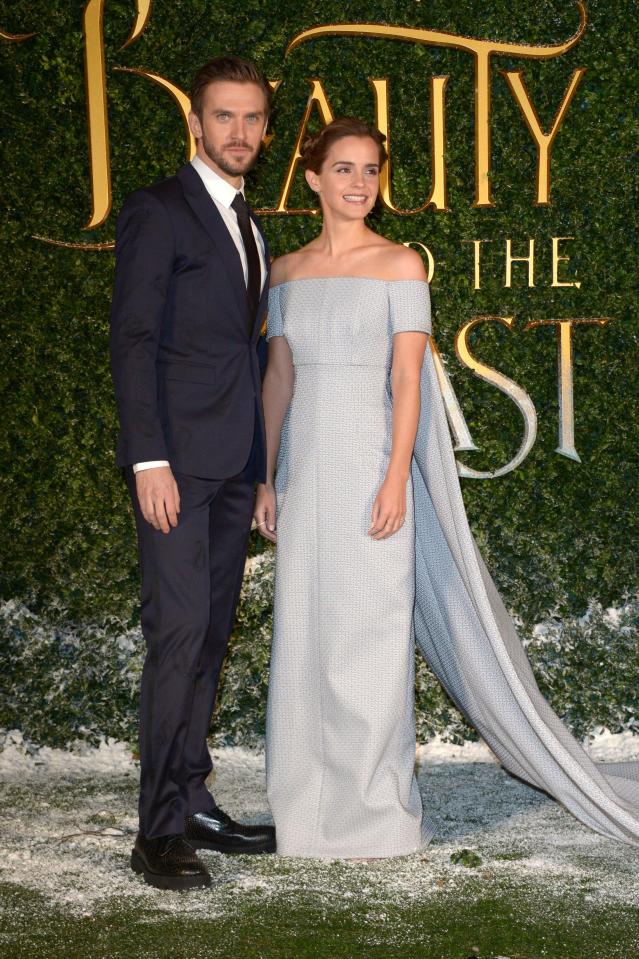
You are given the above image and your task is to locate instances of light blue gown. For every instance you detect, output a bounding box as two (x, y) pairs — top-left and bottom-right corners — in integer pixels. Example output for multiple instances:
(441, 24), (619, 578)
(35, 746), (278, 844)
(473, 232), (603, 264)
(265, 277), (639, 858)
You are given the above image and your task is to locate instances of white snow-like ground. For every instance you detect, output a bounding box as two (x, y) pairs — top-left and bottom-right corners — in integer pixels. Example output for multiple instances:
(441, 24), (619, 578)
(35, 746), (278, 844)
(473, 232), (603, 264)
(3, 727), (637, 781)
(1, 729), (638, 924)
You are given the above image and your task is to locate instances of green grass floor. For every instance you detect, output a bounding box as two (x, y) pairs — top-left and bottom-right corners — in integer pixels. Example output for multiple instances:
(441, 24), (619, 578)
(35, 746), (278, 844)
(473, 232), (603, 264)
(1, 746), (637, 959)
(4, 876), (637, 959)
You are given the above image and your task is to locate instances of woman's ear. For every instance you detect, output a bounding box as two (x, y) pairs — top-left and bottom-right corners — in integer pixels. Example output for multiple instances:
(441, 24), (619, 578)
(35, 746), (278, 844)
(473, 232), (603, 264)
(304, 168), (320, 193)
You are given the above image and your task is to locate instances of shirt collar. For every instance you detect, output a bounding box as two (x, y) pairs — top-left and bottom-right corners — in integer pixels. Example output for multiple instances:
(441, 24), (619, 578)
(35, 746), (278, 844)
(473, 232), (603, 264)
(191, 154), (244, 208)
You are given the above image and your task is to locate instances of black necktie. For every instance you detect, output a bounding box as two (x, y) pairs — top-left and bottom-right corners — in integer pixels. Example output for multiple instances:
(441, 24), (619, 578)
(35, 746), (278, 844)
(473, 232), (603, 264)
(231, 192), (261, 327)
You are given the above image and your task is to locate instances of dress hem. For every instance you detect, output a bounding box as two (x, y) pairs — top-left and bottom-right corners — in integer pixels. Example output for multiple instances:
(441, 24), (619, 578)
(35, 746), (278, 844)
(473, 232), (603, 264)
(274, 818), (437, 860)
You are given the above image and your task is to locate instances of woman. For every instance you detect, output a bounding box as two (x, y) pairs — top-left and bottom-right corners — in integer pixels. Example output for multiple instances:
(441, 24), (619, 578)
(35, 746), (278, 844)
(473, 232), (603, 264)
(254, 117), (639, 858)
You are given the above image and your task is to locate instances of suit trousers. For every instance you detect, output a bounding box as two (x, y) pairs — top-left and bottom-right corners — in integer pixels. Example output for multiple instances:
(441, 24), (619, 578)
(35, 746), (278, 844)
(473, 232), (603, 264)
(126, 459), (255, 839)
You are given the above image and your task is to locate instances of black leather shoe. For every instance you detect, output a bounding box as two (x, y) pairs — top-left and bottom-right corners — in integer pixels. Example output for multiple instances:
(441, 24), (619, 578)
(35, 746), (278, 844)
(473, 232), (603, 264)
(185, 807), (276, 855)
(130, 833), (211, 890)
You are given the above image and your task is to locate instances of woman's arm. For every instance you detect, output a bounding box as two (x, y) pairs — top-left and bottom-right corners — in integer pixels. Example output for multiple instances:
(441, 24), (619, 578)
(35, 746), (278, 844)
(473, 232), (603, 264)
(370, 242), (430, 540)
(388, 332), (428, 480)
(263, 337), (295, 485)
(254, 335), (295, 542)
(369, 332), (427, 540)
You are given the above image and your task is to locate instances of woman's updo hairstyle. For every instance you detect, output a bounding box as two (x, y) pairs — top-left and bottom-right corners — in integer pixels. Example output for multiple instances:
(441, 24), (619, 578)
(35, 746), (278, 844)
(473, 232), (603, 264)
(300, 117), (388, 173)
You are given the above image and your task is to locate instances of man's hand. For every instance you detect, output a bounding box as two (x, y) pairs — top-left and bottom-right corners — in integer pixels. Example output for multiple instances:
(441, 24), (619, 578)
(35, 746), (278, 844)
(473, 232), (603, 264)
(135, 466), (180, 534)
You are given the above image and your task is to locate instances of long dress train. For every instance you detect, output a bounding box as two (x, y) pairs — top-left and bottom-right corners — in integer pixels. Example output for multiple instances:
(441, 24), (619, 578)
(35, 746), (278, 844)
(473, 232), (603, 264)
(409, 290), (639, 847)
(265, 276), (639, 856)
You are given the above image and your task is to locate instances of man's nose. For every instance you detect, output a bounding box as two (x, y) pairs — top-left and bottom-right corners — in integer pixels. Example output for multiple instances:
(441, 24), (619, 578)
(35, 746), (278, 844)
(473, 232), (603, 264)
(229, 116), (244, 140)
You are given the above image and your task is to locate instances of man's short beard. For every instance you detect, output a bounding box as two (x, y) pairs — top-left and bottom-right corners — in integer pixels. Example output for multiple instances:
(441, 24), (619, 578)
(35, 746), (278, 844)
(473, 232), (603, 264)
(201, 131), (261, 177)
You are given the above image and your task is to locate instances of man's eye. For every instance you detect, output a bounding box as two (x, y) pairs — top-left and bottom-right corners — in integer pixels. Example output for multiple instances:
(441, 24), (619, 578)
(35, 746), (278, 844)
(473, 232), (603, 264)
(246, 115), (259, 123)
(217, 113), (230, 120)
(365, 169), (378, 175)
(337, 167), (351, 173)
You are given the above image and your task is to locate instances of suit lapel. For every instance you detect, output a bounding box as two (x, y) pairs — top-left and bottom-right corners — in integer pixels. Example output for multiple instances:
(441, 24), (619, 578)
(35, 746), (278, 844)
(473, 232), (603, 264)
(177, 163), (251, 328)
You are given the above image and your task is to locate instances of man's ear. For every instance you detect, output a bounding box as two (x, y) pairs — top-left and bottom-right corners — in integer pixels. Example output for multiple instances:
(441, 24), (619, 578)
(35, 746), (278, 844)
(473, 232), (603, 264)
(188, 110), (202, 140)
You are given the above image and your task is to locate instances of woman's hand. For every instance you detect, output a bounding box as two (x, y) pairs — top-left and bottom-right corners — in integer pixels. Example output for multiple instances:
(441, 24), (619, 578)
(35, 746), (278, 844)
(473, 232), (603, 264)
(254, 482), (277, 542)
(369, 471), (407, 540)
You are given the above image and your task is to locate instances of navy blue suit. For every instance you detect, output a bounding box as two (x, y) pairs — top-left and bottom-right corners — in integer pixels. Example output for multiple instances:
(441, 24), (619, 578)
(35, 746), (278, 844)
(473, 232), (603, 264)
(110, 163), (269, 838)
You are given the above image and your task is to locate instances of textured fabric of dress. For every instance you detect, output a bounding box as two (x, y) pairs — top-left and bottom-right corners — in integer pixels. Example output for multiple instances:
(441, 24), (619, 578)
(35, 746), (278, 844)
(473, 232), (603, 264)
(265, 277), (639, 857)
(265, 277), (434, 858)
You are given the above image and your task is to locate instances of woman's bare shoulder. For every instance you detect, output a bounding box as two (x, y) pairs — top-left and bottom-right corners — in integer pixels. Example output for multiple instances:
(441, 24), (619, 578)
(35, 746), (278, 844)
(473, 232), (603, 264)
(376, 241), (428, 281)
(269, 246), (317, 287)
(356, 236), (428, 282)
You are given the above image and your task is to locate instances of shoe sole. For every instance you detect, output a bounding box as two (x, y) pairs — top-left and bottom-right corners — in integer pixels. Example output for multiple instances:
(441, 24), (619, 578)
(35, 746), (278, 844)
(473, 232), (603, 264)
(131, 850), (211, 890)
(188, 837), (276, 855)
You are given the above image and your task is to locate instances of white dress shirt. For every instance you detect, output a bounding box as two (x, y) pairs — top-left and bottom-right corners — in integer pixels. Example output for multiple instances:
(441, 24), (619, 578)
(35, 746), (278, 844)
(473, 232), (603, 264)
(134, 155), (268, 474)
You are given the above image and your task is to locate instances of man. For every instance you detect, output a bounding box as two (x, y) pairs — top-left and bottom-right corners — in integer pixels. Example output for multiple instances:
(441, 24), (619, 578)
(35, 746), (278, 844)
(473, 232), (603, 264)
(110, 56), (275, 891)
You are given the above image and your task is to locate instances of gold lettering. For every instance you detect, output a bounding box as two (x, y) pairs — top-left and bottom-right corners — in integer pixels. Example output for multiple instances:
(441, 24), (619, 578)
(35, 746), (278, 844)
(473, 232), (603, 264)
(505, 237), (535, 288)
(462, 238), (492, 290)
(429, 76), (448, 211)
(454, 316), (537, 477)
(551, 236), (581, 288)
(262, 80), (282, 150)
(474, 47), (492, 208)
(35, 0), (155, 246)
(0, 27), (35, 40)
(501, 68), (586, 205)
(286, 4), (587, 208)
(122, 0), (153, 48)
(83, 0), (111, 229)
(83, 1), (155, 229)
(28, 236), (116, 250)
(371, 77), (449, 213)
(525, 317), (609, 461)
(258, 79), (335, 215)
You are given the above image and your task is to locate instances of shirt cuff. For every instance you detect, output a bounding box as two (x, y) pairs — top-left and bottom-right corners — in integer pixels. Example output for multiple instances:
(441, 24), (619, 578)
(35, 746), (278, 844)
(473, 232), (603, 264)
(132, 460), (170, 473)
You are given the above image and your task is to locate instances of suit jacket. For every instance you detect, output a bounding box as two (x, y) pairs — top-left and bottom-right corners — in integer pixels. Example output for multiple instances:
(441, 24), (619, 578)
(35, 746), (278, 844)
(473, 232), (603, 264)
(109, 162), (268, 482)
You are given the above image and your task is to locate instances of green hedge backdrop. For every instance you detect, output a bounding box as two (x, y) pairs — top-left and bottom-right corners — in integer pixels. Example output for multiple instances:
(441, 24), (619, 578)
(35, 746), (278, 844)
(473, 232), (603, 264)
(1, 0), (637, 747)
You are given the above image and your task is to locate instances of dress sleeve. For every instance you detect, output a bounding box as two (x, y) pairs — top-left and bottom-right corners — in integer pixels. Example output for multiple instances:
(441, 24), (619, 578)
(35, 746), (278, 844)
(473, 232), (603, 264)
(388, 280), (432, 335)
(266, 284), (285, 340)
